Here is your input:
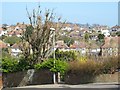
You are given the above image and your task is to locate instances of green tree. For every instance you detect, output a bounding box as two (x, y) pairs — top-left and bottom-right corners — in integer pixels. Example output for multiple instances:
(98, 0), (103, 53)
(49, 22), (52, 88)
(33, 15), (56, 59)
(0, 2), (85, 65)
(4, 36), (21, 46)
(0, 35), (7, 40)
(63, 36), (74, 47)
(97, 34), (105, 56)
(116, 31), (120, 36)
(84, 32), (89, 42)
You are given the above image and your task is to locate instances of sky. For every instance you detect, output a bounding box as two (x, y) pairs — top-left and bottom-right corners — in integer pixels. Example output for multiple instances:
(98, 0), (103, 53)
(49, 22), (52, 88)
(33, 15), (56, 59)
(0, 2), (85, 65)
(1, 2), (118, 27)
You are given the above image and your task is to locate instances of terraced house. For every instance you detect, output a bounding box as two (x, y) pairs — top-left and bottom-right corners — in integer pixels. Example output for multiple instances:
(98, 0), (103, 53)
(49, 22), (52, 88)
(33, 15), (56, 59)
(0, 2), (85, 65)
(101, 36), (119, 56)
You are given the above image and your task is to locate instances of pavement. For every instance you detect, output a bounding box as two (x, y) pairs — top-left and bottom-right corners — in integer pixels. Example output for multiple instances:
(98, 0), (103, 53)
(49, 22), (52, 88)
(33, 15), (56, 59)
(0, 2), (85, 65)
(2, 82), (120, 90)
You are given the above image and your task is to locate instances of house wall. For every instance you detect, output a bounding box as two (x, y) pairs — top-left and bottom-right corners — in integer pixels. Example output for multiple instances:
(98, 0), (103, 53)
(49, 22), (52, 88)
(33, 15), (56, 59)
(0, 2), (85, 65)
(102, 48), (118, 56)
(11, 48), (21, 56)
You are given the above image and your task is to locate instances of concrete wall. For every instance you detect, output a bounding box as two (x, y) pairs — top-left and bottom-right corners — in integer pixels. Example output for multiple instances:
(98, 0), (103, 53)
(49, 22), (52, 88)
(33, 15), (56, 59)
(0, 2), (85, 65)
(2, 69), (53, 88)
(64, 72), (119, 85)
(64, 73), (95, 85)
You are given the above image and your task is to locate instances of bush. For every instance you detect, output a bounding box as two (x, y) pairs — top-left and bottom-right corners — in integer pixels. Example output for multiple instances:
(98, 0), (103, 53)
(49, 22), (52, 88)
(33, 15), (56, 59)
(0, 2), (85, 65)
(64, 60), (103, 84)
(67, 60), (102, 76)
(64, 56), (119, 84)
(34, 58), (68, 75)
(50, 49), (77, 61)
(101, 56), (118, 74)
(2, 56), (32, 73)
(2, 57), (18, 73)
(16, 56), (32, 71)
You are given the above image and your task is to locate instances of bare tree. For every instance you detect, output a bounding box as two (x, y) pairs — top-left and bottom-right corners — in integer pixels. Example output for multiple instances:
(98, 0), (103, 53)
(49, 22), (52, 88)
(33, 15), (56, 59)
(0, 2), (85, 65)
(21, 5), (65, 65)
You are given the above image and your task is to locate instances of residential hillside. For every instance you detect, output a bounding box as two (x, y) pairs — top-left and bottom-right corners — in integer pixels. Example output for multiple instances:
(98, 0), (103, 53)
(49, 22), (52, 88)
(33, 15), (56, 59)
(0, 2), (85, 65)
(0, 23), (120, 57)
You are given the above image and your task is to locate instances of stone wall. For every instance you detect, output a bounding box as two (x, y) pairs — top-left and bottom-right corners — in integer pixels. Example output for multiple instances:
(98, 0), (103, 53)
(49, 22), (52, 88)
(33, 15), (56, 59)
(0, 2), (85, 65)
(64, 72), (119, 85)
(2, 69), (53, 88)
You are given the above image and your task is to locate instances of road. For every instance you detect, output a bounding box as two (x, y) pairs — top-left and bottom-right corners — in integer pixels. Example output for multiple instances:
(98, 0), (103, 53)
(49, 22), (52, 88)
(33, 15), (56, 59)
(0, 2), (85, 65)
(2, 82), (120, 90)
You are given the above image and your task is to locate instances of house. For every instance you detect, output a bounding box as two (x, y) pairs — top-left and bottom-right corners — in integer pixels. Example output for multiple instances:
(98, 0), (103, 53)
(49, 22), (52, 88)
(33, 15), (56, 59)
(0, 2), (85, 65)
(69, 30), (81, 38)
(101, 36), (119, 56)
(111, 25), (120, 32)
(11, 43), (22, 56)
(70, 41), (87, 55)
(61, 27), (72, 31)
(0, 27), (8, 36)
(88, 43), (100, 56)
(110, 25), (120, 36)
(7, 30), (23, 37)
(101, 29), (110, 37)
(55, 40), (69, 51)
(7, 23), (26, 37)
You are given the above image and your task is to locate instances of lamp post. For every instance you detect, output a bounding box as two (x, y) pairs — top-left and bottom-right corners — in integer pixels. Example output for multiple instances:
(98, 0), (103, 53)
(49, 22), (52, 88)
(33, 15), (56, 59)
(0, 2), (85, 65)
(50, 28), (56, 84)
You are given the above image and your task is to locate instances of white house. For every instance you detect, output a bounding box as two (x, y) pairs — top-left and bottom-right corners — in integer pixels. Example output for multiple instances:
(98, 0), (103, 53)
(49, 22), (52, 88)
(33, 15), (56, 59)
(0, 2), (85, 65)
(11, 44), (22, 56)
(101, 29), (110, 37)
(62, 27), (72, 31)
(0, 28), (7, 36)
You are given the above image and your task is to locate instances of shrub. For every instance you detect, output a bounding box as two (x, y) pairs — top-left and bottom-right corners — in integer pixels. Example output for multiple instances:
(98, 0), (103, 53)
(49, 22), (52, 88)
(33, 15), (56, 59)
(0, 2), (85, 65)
(64, 55), (119, 84)
(2, 57), (18, 73)
(16, 56), (32, 71)
(67, 60), (102, 76)
(2, 56), (32, 73)
(64, 60), (103, 84)
(101, 56), (118, 74)
(50, 49), (77, 61)
(34, 58), (68, 75)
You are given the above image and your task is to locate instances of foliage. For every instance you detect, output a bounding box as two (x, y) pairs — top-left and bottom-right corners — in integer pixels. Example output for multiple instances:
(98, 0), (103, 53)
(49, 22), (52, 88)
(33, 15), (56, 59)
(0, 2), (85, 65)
(77, 56), (87, 63)
(97, 34), (105, 46)
(2, 56), (32, 73)
(2, 48), (11, 58)
(34, 58), (68, 74)
(84, 32), (90, 42)
(98, 34), (105, 40)
(100, 56), (118, 74)
(63, 36), (74, 47)
(0, 35), (7, 40)
(96, 34), (105, 56)
(2, 57), (18, 73)
(65, 56), (119, 84)
(116, 31), (120, 36)
(16, 56), (32, 71)
(64, 60), (102, 84)
(66, 60), (102, 76)
(4, 36), (21, 46)
(50, 49), (77, 61)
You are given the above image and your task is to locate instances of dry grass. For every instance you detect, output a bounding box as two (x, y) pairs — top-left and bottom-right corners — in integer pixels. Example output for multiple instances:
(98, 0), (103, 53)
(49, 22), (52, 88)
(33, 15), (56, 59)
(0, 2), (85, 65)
(64, 55), (119, 84)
